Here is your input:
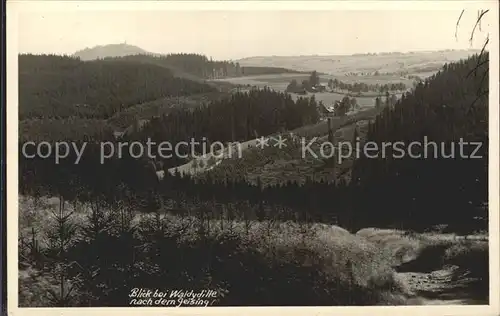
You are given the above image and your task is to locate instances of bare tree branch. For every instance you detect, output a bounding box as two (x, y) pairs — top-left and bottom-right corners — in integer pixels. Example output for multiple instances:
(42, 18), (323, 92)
(456, 8), (490, 101)
(476, 70), (488, 97)
(478, 10), (482, 31)
(479, 35), (489, 59)
(466, 36), (489, 79)
(469, 90), (489, 113)
(455, 9), (465, 41)
(470, 9), (489, 46)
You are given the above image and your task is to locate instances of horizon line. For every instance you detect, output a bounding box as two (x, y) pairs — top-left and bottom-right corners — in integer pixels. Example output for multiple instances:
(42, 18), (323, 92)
(18, 44), (483, 62)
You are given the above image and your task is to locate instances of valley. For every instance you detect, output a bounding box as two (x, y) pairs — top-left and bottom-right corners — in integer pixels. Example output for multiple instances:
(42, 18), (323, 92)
(17, 44), (489, 307)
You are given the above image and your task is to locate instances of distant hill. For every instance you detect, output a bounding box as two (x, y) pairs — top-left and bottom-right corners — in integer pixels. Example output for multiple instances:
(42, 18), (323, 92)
(73, 43), (152, 60)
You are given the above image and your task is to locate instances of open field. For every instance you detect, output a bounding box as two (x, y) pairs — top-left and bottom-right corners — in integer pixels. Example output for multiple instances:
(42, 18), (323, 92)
(220, 50), (480, 107)
(237, 50), (479, 75)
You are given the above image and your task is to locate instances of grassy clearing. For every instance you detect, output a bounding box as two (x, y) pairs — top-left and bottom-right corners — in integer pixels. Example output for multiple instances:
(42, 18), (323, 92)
(19, 196), (419, 306)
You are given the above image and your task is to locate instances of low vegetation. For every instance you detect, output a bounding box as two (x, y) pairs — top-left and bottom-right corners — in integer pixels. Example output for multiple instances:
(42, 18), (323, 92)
(19, 196), (419, 307)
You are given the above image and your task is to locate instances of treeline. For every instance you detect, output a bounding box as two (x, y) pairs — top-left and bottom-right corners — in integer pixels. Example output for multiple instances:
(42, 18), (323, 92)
(240, 66), (300, 76)
(19, 54), (216, 120)
(135, 88), (320, 148)
(103, 53), (240, 79)
(103, 53), (299, 79)
(327, 79), (407, 94)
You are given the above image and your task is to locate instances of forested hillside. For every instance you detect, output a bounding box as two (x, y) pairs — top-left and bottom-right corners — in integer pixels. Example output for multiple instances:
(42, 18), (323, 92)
(135, 88), (320, 145)
(103, 53), (301, 79)
(71, 43), (302, 79)
(19, 88), (321, 203)
(349, 53), (488, 230)
(19, 54), (304, 142)
(19, 54), (216, 120)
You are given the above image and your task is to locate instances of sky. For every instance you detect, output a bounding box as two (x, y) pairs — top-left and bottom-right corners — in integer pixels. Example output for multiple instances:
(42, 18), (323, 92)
(12, 1), (496, 60)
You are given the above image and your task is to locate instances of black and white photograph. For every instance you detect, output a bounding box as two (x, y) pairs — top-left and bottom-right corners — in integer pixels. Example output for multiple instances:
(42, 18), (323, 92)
(6, 0), (499, 313)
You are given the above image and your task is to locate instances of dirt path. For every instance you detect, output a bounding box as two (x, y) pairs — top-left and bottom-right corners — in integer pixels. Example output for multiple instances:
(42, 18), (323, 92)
(397, 266), (487, 305)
